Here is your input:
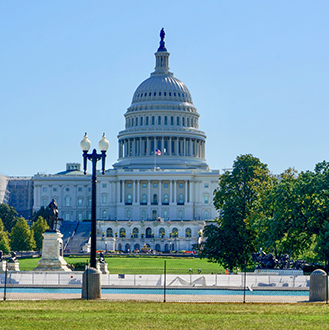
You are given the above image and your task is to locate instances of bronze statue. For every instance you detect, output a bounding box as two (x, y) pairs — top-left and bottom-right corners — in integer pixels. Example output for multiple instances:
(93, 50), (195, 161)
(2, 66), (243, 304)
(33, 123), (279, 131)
(48, 199), (59, 230)
(160, 28), (165, 42)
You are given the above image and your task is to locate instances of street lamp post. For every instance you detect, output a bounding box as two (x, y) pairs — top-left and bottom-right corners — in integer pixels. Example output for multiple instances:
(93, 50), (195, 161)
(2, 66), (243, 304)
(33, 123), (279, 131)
(80, 132), (109, 269)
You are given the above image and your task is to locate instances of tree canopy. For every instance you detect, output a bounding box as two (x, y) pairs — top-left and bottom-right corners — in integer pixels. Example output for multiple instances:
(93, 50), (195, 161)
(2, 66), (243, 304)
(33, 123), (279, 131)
(0, 203), (18, 232)
(10, 217), (36, 252)
(31, 216), (49, 250)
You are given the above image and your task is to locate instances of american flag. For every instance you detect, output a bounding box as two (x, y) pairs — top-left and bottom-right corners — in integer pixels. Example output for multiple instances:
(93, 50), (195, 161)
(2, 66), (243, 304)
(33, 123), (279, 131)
(155, 149), (161, 156)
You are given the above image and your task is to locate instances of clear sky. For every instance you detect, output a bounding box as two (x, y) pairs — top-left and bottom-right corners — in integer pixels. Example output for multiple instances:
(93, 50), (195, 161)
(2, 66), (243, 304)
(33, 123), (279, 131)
(1, 1), (328, 177)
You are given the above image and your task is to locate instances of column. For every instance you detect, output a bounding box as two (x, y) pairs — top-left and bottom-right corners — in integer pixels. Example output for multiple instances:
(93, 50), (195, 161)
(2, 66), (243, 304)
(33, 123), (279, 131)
(132, 138), (135, 156)
(190, 139), (193, 157)
(174, 180), (177, 204)
(140, 138), (143, 156)
(176, 138), (179, 156)
(169, 180), (173, 203)
(122, 180), (125, 204)
(148, 180), (151, 205)
(184, 138), (187, 156)
(117, 181), (120, 204)
(133, 180), (136, 203)
(189, 180), (193, 204)
(137, 180), (140, 204)
(147, 137), (150, 156)
(185, 180), (188, 203)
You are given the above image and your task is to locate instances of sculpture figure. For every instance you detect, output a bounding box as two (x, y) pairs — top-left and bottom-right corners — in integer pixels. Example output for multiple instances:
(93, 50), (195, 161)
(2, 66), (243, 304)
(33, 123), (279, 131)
(48, 199), (59, 231)
(8, 252), (17, 263)
(99, 252), (105, 264)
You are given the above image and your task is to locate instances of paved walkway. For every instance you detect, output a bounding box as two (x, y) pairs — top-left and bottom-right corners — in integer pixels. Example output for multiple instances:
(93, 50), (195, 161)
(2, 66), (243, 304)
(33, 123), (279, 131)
(2, 292), (310, 303)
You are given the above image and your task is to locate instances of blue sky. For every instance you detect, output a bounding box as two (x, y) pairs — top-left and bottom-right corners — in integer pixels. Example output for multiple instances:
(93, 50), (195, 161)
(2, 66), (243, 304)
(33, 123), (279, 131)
(1, 1), (328, 177)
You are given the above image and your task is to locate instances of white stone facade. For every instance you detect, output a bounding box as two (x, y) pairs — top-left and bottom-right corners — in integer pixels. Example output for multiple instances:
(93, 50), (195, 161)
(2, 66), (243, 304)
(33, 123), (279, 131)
(33, 30), (219, 252)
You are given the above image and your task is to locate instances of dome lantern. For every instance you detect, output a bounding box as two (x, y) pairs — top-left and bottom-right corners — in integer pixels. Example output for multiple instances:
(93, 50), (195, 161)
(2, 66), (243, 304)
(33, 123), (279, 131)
(153, 28), (170, 76)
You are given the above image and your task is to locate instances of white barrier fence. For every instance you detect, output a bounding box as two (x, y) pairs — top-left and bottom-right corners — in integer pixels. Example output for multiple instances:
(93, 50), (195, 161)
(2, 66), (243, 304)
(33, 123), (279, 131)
(0, 272), (310, 288)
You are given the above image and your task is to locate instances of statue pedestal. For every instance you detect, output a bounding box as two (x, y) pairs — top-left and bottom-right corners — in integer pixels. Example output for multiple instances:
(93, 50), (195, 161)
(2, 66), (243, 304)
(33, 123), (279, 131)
(34, 230), (71, 272)
(0, 260), (7, 272)
(97, 262), (109, 274)
(7, 261), (20, 271)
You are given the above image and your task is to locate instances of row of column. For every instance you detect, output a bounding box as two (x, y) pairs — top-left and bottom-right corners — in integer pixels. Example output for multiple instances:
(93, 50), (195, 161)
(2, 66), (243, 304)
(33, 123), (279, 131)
(117, 179), (194, 205)
(118, 137), (205, 159)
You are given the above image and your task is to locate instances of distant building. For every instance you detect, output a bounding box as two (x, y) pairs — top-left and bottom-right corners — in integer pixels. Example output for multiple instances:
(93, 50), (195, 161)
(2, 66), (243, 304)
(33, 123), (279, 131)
(33, 30), (220, 252)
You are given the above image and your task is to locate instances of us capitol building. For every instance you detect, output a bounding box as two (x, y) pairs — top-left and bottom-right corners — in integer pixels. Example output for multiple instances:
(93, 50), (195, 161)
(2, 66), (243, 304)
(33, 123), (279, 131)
(33, 29), (219, 253)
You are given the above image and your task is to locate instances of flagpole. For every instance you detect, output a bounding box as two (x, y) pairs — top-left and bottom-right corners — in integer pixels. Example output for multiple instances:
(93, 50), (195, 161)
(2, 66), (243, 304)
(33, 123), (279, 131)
(154, 148), (156, 171)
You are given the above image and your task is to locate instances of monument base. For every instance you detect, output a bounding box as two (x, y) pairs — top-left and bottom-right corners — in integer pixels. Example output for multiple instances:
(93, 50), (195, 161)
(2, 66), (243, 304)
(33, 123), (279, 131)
(0, 260), (6, 272)
(254, 269), (303, 276)
(7, 261), (20, 271)
(34, 231), (71, 272)
(97, 262), (109, 274)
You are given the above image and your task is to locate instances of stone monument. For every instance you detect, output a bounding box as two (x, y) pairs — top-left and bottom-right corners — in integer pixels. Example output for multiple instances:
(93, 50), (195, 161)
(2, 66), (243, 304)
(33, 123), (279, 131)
(97, 252), (109, 274)
(34, 200), (71, 272)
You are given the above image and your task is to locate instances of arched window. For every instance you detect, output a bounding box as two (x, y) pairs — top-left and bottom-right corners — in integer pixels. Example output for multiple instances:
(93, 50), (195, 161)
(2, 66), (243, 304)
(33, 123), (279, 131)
(178, 194), (184, 204)
(172, 228), (178, 238)
(133, 227), (139, 238)
(164, 244), (169, 252)
(125, 244), (131, 252)
(141, 117), (143, 126)
(127, 193), (132, 204)
(134, 244), (140, 251)
(146, 227), (152, 238)
(78, 197), (83, 207)
(163, 194), (169, 204)
(182, 117), (185, 126)
(176, 117), (180, 125)
(158, 116), (161, 125)
(153, 194), (158, 205)
(142, 194), (147, 204)
(135, 117), (138, 126)
(146, 116), (149, 125)
(164, 116), (168, 125)
(159, 227), (165, 238)
(107, 228), (113, 237)
(120, 228), (126, 238)
(205, 210), (209, 219)
(65, 196), (70, 207)
(178, 210), (183, 219)
(171, 116), (174, 125)
(163, 210), (168, 219)
(187, 118), (190, 126)
(102, 210), (107, 219)
(118, 243), (122, 251)
(155, 244), (161, 252)
(185, 228), (192, 238)
(152, 116), (155, 125)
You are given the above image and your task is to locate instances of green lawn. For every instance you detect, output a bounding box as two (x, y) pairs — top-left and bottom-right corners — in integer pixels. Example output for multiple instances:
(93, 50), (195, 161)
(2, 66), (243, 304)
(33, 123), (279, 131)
(0, 300), (328, 330)
(18, 256), (226, 274)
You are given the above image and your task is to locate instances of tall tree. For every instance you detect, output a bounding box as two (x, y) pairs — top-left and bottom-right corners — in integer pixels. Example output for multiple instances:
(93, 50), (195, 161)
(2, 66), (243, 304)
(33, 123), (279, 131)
(10, 217), (36, 252)
(32, 206), (50, 224)
(0, 218), (10, 253)
(31, 216), (49, 250)
(200, 154), (275, 270)
(0, 203), (18, 232)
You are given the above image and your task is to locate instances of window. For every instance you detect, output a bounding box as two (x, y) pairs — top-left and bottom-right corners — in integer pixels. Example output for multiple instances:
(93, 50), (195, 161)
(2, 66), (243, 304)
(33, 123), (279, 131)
(153, 194), (158, 204)
(102, 183), (107, 188)
(142, 194), (147, 204)
(142, 183), (147, 188)
(88, 198), (92, 207)
(120, 228), (126, 238)
(163, 210), (168, 219)
(187, 118), (190, 126)
(65, 213), (70, 221)
(176, 117), (180, 125)
(141, 117), (143, 125)
(204, 195), (209, 204)
(142, 209), (146, 218)
(146, 227), (152, 238)
(127, 183), (132, 188)
(164, 116), (167, 125)
(107, 228), (113, 237)
(78, 198), (83, 207)
(205, 211), (209, 219)
(102, 194), (107, 204)
(185, 228), (192, 238)
(42, 198), (47, 207)
(171, 116), (174, 125)
(182, 117), (185, 126)
(66, 188), (70, 192)
(152, 116), (155, 125)
(178, 210), (183, 219)
(164, 92), (166, 96)
(127, 193), (132, 204)
(159, 92), (161, 96)
(158, 116), (161, 125)
(65, 196), (70, 207)
(78, 213), (83, 221)
(159, 227), (165, 238)
(172, 227), (178, 237)
(153, 183), (157, 188)
(135, 117), (138, 126)
(178, 194), (184, 204)
(102, 210), (107, 219)
(164, 183), (168, 188)
(43, 187), (47, 192)
(53, 187), (57, 192)
(78, 187), (82, 192)
(204, 184), (209, 188)
(87, 212), (91, 220)
(133, 227), (139, 238)
(179, 183), (183, 188)
(146, 116), (149, 125)
(163, 194), (169, 204)
(169, 92), (172, 96)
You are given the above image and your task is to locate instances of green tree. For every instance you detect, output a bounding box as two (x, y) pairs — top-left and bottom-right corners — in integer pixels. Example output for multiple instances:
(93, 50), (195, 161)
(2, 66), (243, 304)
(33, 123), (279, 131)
(0, 218), (10, 253)
(200, 154), (275, 270)
(0, 203), (18, 232)
(31, 216), (49, 250)
(32, 206), (50, 224)
(10, 217), (36, 251)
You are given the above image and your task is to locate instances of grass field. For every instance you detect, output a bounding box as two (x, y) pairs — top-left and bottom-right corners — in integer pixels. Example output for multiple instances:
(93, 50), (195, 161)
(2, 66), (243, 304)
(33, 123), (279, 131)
(0, 300), (328, 330)
(18, 256), (226, 274)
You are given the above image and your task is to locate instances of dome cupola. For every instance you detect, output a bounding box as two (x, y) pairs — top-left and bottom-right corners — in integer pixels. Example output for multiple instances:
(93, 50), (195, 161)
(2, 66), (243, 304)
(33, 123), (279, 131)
(113, 29), (208, 170)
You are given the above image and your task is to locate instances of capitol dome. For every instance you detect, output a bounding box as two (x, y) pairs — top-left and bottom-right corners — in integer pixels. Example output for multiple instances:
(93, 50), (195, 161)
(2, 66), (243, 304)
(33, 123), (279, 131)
(113, 29), (208, 170)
